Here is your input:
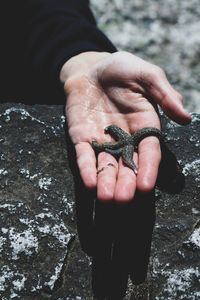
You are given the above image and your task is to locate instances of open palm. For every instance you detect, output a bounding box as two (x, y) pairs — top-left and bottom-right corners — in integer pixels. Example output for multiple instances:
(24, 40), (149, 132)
(63, 51), (191, 202)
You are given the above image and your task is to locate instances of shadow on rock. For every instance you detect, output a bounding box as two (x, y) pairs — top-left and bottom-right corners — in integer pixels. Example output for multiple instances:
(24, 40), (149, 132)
(66, 128), (156, 300)
(92, 192), (155, 300)
(156, 141), (185, 194)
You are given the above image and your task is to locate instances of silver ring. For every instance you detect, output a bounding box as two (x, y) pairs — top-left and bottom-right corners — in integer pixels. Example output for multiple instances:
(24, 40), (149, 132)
(97, 163), (116, 174)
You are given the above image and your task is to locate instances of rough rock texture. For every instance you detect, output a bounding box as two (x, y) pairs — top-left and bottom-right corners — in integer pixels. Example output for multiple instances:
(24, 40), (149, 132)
(151, 113), (200, 300)
(0, 103), (199, 299)
(1, 1), (200, 298)
(126, 112), (200, 300)
(0, 103), (92, 300)
(91, 0), (200, 114)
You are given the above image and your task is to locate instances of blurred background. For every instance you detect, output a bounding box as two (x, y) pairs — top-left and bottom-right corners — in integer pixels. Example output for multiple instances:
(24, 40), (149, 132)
(91, 0), (200, 113)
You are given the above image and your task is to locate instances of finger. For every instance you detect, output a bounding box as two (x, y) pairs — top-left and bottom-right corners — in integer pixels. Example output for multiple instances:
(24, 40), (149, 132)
(114, 154), (137, 203)
(75, 142), (97, 189)
(136, 136), (161, 192)
(97, 152), (118, 202)
(141, 67), (191, 125)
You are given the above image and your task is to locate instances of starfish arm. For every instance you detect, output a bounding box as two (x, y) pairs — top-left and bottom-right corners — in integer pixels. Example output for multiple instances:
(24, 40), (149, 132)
(104, 147), (123, 157)
(92, 140), (123, 152)
(105, 125), (130, 140)
(130, 127), (163, 146)
(122, 145), (138, 174)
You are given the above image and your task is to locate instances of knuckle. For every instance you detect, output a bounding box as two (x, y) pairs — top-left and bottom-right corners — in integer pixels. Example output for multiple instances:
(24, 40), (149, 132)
(152, 65), (165, 79)
(176, 91), (183, 102)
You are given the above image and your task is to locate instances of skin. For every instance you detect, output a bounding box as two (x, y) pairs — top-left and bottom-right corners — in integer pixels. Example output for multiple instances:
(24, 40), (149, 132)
(60, 51), (191, 203)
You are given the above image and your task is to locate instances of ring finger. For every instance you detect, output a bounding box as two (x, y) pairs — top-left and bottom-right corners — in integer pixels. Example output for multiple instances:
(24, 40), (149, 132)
(97, 152), (118, 201)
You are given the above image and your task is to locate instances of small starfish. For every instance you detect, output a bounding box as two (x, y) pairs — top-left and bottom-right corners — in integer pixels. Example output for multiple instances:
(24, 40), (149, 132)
(91, 125), (163, 174)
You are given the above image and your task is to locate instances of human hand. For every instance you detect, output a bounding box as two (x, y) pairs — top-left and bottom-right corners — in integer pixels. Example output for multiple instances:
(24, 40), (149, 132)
(60, 51), (191, 202)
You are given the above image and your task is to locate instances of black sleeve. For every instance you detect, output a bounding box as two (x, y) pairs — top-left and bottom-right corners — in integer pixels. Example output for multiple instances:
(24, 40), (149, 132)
(19, 0), (117, 103)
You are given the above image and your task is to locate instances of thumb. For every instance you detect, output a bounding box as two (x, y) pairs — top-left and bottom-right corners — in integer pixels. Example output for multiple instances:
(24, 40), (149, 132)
(140, 67), (191, 125)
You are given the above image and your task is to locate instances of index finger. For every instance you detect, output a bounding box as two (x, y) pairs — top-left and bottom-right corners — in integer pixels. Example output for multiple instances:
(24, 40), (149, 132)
(75, 142), (97, 189)
(136, 136), (161, 193)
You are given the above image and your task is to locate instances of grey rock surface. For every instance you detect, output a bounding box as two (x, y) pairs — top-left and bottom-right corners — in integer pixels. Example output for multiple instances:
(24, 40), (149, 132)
(1, 1), (200, 299)
(91, 0), (200, 114)
(128, 112), (200, 300)
(0, 103), (199, 300)
(0, 103), (92, 300)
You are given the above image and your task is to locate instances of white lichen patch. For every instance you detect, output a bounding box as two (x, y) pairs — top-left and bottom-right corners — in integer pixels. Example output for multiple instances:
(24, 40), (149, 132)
(0, 266), (27, 299)
(10, 291), (18, 299)
(38, 177), (52, 190)
(188, 227), (200, 248)
(60, 115), (66, 127)
(0, 202), (23, 215)
(188, 135), (200, 147)
(0, 236), (6, 250)
(1, 107), (62, 135)
(45, 262), (63, 290)
(19, 218), (34, 226)
(192, 208), (200, 214)
(152, 257), (166, 276)
(1, 228), (8, 234)
(19, 168), (30, 177)
(0, 168), (8, 176)
(165, 120), (182, 129)
(37, 224), (50, 235)
(155, 267), (200, 299)
(36, 212), (53, 219)
(162, 121), (182, 141)
(12, 274), (26, 291)
(3, 108), (28, 120)
(30, 279), (42, 292)
(62, 196), (74, 215)
(0, 203), (15, 209)
(35, 211), (73, 246)
(191, 113), (200, 123)
(36, 193), (48, 202)
(0, 266), (14, 291)
(51, 224), (72, 245)
(66, 297), (83, 300)
(38, 221), (72, 246)
(182, 159), (200, 181)
(2, 108), (38, 122)
(9, 227), (39, 260)
(0, 153), (5, 160)
(19, 169), (54, 191)
(19, 168), (40, 180)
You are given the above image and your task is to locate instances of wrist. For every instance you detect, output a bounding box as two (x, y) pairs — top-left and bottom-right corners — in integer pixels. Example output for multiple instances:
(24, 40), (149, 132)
(59, 51), (111, 85)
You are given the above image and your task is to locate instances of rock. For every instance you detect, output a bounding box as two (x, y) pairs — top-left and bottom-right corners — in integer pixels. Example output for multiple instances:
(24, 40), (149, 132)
(125, 112), (200, 299)
(0, 102), (200, 299)
(0, 103), (92, 300)
(147, 113), (200, 300)
(1, 1), (200, 299)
